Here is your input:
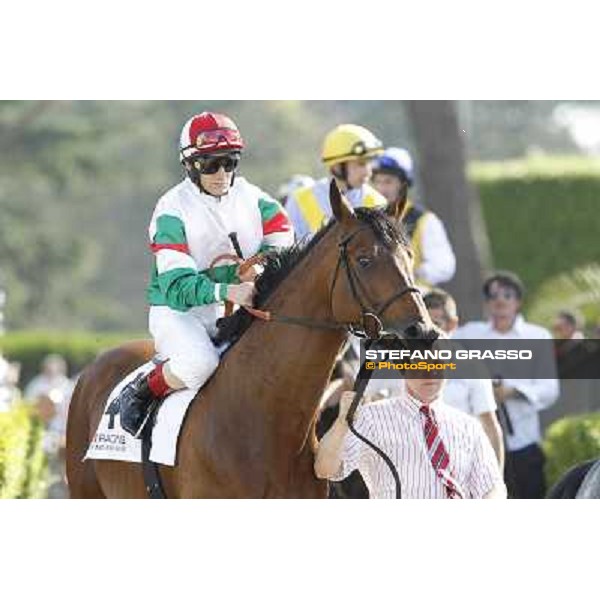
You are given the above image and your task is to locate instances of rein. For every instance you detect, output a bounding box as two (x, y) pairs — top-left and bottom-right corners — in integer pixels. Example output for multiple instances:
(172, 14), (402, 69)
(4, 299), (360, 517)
(346, 339), (402, 499)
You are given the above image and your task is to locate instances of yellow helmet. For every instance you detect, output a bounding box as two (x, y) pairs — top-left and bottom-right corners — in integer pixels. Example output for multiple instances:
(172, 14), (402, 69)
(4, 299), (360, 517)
(321, 124), (384, 167)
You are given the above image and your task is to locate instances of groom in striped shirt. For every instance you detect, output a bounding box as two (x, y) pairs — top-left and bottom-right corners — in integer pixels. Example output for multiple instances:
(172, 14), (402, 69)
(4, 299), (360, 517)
(314, 372), (506, 499)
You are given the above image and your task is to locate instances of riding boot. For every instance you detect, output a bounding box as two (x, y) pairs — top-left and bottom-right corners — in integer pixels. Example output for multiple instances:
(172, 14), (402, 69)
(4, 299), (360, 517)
(119, 364), (172, 438)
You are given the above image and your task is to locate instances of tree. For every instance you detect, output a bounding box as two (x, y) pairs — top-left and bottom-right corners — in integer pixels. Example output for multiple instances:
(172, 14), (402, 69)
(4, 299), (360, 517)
(407, 101), (491, 320)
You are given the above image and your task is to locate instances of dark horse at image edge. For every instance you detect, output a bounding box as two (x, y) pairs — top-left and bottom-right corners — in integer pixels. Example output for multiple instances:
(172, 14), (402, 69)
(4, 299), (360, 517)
(547, 458), (600, 498)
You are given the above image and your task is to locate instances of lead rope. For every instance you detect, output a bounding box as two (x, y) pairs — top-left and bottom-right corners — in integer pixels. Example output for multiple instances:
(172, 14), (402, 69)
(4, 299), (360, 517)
(345, 339), (402, 499)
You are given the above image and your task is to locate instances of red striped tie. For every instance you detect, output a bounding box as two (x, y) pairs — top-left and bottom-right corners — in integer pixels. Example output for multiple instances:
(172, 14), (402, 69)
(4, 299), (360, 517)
(420, 405), (464, 499)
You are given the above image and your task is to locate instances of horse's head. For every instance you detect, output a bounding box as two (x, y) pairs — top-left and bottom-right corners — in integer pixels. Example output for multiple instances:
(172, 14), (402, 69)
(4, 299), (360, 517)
(327, 179), (437, 342)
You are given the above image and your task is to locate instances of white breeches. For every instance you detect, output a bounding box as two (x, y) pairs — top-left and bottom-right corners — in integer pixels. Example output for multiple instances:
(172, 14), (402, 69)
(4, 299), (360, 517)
(149, 305), (221, 390)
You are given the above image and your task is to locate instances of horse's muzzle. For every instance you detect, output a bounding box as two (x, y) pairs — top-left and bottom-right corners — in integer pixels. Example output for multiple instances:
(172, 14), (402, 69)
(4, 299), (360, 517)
(387, 318), (439, 343)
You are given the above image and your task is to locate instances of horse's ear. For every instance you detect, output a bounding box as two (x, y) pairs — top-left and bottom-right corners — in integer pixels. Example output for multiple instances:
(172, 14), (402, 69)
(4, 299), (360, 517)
(329, 179), (355, 223)
(385, 195), (408, 222)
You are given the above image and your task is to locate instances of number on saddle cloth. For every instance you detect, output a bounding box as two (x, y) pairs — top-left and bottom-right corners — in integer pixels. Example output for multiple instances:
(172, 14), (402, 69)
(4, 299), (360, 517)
(105, 396), (121, 430)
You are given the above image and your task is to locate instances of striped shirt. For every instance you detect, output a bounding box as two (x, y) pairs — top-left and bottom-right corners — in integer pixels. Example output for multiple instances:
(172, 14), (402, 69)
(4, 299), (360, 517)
(331, 393), (504, 499)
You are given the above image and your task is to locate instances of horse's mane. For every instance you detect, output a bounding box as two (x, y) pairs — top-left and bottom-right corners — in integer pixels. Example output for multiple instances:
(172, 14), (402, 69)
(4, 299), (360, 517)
(214, 207), (408, 346)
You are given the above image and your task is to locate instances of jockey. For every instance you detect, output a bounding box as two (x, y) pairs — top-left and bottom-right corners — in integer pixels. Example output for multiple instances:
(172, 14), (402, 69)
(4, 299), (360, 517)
(371, 147), (456, 287)
(119, 111), (294, 437)
(285, 124), (387, 238)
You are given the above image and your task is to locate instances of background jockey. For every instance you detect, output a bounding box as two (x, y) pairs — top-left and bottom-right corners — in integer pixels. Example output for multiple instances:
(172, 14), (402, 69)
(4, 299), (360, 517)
(285, 124), (388, 238)
(276, 174), (315, 207)
(371, 147), (456, 288)
(119, 111), (294, 437)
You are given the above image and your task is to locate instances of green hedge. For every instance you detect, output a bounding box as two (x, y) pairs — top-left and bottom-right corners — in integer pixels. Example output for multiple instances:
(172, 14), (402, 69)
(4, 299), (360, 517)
(543, 412), (600, 490)
(0, 404), (48, 498)
(471, 156), (600, 317)
(0, 330), (143, 384)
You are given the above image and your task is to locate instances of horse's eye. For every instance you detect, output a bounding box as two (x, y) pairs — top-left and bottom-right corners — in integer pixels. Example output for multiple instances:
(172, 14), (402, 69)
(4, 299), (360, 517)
(357, 256), (372, 269)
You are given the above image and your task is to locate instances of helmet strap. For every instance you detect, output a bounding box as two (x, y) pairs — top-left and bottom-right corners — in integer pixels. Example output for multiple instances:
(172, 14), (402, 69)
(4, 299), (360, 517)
(397, 180), (409, 203)
(331, 164), (349, 190)
(184, 160), (204, 190)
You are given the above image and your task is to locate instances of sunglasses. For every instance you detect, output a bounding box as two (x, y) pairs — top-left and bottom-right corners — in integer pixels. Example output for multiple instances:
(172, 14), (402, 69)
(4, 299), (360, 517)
(197, 155), (239, 175)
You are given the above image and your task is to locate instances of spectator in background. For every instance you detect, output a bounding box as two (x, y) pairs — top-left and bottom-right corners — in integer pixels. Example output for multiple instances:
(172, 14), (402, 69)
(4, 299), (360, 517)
(553, 309), (585, 340)
(424, 288), (504, 467)
(371, 148), (456, 287)
(0, 360), (22, 411)
(24, 353), (73, 402)
(0, 352), (11, 412)
(276, 174), (315, 208)
(553, 310), (589, 377)
(453, 271), (559, 499)
(285, 124), (387, 239)
(24, 354), (74, 499)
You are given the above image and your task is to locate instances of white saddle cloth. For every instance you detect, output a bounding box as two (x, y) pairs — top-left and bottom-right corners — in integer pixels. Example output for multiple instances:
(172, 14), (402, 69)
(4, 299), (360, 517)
(84, 361), (196, 466)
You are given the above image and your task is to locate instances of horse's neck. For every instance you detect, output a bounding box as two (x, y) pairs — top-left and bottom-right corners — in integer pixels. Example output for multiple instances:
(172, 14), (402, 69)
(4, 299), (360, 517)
(238, 232), (347, 444)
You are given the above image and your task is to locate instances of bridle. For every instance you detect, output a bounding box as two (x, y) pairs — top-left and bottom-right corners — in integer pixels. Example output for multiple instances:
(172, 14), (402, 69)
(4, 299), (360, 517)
(330, 227), (420, 499)
(238, 225), (422, 341)
(328, 226), (422, 339)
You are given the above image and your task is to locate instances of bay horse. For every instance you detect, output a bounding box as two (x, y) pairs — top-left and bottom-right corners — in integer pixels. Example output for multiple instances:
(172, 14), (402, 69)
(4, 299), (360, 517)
(66, 180), (436, 498)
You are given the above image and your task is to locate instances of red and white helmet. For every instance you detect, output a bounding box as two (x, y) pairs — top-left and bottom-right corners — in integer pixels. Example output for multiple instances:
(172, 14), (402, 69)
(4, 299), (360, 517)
(179, 112), (245, 163)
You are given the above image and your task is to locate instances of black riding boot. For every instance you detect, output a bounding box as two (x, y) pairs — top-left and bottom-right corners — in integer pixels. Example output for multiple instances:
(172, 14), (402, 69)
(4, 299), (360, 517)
(119, 373), (161, 438)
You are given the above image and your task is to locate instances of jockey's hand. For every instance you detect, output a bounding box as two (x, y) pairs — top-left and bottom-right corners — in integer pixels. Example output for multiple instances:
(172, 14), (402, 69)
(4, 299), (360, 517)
(226, 282), (255, 307)
(238, 264), (261, 283)
(337, 391), (357, 425)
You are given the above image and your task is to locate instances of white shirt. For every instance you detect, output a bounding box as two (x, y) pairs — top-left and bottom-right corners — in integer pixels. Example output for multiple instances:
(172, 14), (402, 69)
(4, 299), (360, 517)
(150, 176), (294, 309)
(453, 315), (559, 452)
(444, 378), (497, 416)
(331, 393), (504, 499)
(415, 211), (456, 286)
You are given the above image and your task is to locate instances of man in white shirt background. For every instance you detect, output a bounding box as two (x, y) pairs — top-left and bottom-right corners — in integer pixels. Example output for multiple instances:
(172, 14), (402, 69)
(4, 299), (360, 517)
(453, 271), (559, 499)
(423, 288), (504, 468)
